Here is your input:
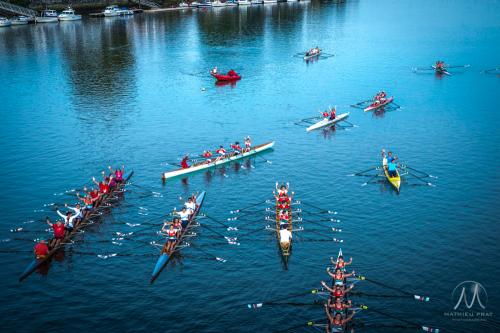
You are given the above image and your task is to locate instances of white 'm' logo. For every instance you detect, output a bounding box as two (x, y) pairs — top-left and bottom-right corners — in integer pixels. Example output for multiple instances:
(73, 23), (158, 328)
(452, 281), (487, 310)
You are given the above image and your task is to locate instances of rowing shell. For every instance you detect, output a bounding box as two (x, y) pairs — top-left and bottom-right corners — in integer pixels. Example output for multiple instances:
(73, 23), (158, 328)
(432, 65), (451, 76)
(150, 191), (206, 284)
(306, 112), (350, 132)
(364, 96), (394, 112)
(19, 171), (134, 282)
(304, 50), (321, 60)
(382, 158), (400, 192)
(161, 141), (275, 180)
(328, 248), (351, 332)
(275, 199), (292, 268)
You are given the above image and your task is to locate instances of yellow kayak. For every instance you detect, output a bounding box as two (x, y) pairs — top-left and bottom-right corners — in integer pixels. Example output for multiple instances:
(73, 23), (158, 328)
(383, 158), (401, 192)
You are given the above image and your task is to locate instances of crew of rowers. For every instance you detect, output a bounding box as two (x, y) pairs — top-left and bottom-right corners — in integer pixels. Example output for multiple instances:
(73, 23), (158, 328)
(180, 136), (252, 168)
(321, 107), (337, 120)
(382, 149), (399, 178)
(33, 166), (126, 259)
(435, 60), (445, 70)
(306, 46), (321, 57)
(210, 66), (239, 77)
(273, 182), (293, 246)
(160, 195), (198, 254)
(321, 252), (357, 333)
(372, 91), (387, 105)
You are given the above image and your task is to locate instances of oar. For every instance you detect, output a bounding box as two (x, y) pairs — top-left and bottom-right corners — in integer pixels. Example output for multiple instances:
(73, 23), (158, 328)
(446, 64), (470, 69)
(255, 154), (272, 165)
(351, 291), (430, 301)
(355, 274), (432, 300)
(361, 173), (381, 186)
(299, 201), (336, 214)
(228, 199), (269, 214)
(412, 66), (434, 71)
(350, 166), (378, 176)
(356, 304), (440, 332)
(246, 289), (319, 308)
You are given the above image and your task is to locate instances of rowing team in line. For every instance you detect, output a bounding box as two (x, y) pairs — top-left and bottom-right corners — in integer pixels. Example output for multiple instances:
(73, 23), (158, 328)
(382, 149), (399, 178)
(372, 91), (388, 104)
(160, 194), (199, 254)
(321, 107), (337, 120)
(180, 136), (252, 168)
(33, 166), (126, 259)
(273, 182), (294, 245)
(321, 253), (357, 332)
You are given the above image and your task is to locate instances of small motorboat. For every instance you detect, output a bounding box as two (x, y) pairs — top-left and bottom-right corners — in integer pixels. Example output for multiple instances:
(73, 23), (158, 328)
(58, 7), (82, 21)
(11, 16), (30, 25)
(0, 17), (12, 27)
(36, 10), (59, 23)
(211, 69), (241, 81)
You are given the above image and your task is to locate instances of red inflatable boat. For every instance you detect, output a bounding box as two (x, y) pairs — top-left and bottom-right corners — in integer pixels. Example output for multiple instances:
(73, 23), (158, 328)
(211, 70), (241, 82)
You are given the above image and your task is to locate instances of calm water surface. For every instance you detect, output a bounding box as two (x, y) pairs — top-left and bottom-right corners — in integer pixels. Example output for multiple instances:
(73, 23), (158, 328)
(1, 1), (499, 332)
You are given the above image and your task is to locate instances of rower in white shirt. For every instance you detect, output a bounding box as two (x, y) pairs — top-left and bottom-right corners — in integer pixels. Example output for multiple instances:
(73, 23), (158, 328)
(174, 207), (191, 229)
(56, 204), (81, 232)
(184, 197), (196, 215)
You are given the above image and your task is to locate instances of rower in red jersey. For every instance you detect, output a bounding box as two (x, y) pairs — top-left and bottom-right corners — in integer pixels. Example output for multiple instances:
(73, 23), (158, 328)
(92, 176), (110, 194)
(203, 150), (213, 163)
(325, 305), (355, 333)
(329, 107), (337, 120)
(328, 296), (352, 316)
(327, 267), (355, 286)
(45, 217), (66, 247)
(321, 282), (354, 298)
(89, 188), (100, 206)
(215, 145), (226, 161)
(322, 110), (329, 118)
(331, 253), (353, 271)
(76, 192), (94, 212)
(231, 142), (242, 154)
(180, 155), (190, 169)
(275, 182), (289, 197)
(34, 240), (49, 259)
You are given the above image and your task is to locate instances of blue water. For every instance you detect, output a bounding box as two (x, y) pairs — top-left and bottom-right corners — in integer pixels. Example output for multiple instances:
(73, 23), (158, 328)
(1, 1), (499, 332)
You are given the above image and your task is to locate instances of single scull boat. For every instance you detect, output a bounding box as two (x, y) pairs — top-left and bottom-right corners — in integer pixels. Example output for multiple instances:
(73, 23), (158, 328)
(306, 112), (350, 132)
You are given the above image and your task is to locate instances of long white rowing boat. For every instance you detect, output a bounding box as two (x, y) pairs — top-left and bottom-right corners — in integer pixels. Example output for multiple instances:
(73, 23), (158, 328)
(306, 112), (349, 132)
(161, 141), (275, 180)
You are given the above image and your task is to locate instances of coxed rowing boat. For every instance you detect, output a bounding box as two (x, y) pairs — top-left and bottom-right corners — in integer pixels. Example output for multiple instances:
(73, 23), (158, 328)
(364, 96), (394, 112)
(150, 191), (206, 283)
(19, 171), (133, 282)
(161, 141), (275, 180)
(306, 112), (350, 132)
(275, 198), (292, 267)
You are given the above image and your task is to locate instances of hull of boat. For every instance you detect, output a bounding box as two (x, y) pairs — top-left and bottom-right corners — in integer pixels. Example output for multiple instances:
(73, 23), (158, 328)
(275, 199), (292, 268)
(35, 17), (58, 23)
(162, 141), (275, 180)
(11, 20), (29, 25)
(58, 15), (82, 21)
(306, 112), (349, 132)
(364, 96), (394, 112)
(212, 73), (241, 81)
(304, 50), (321, 60)
(383, 166), (401, 192)
(150, 191), (206, 283)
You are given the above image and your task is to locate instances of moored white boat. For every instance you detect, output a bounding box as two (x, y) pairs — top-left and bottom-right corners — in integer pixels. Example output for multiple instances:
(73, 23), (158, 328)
(35, 10), (59, 23)
(211, 0), (227, 7)
(198, 1), (213, 7)
(162, 141), (275, 180)
(226, 1), (238, 6)
(0, 17), (12, 27)
(11, 16), (30, 25)
(190, 1), (201, 6)
(306, 112), (350, 132)
(237, 0), (251, 5)
(179, 2), (189, 7)
(263, 0), (278, 3)
(103, 5), (133, 17)
(251, 0), (263, 4)
(58, 7), (82, 21)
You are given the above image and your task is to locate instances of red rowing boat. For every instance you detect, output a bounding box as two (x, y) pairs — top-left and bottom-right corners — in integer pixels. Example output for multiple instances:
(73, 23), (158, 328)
(364, 96), (394, 112)
(211, 71), (241, 82)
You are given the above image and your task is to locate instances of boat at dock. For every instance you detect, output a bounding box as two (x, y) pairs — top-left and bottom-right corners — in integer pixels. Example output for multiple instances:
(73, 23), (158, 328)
(237, 0), (252, 5)
(0, 17), (11, 27)
(11, 16), (30, 25)
(35, 10), (59, 23)
(58, 7), (82, 21)
(162, 141), (274, 180)
(103, 5), (134, 17)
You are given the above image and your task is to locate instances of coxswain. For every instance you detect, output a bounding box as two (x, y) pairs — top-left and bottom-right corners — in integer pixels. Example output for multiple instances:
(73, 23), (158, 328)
(174, 207), (191, 229)
(185, 197), (196, 215)
(181, 155), (190, 169)
(244, 136), (252, 152)
(46, 218), (66, 247)
(325, 305), (355, 333)
(331, 254), (353, 271)
(329, 107), (336, 120)
(211, 66), (218, 75)
(34, 240), (49, 259)
(161, 223), (178, 254)
(275, 182), (289, 197)
(327, 267), (355, 286)
(279, 226), (292, 247)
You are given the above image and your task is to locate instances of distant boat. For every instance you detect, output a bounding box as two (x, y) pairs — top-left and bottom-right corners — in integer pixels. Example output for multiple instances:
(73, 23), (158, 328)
(237, 0), (251, 5)
(0, 17), (12, 27)
(226, 1), (238, 6)
(103, 5), (134, 17)
(263, 0), (278, 3)
(11, 16), (30, 25)
(211, 0), (227, 7)
(58, 7), (82, 21)
(36, 10), (59, 23)
(190, 1), (201, 7)
(251, 0), (264, 4)
(198, 1), (213, 7)
(179, 2), (189, 7)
